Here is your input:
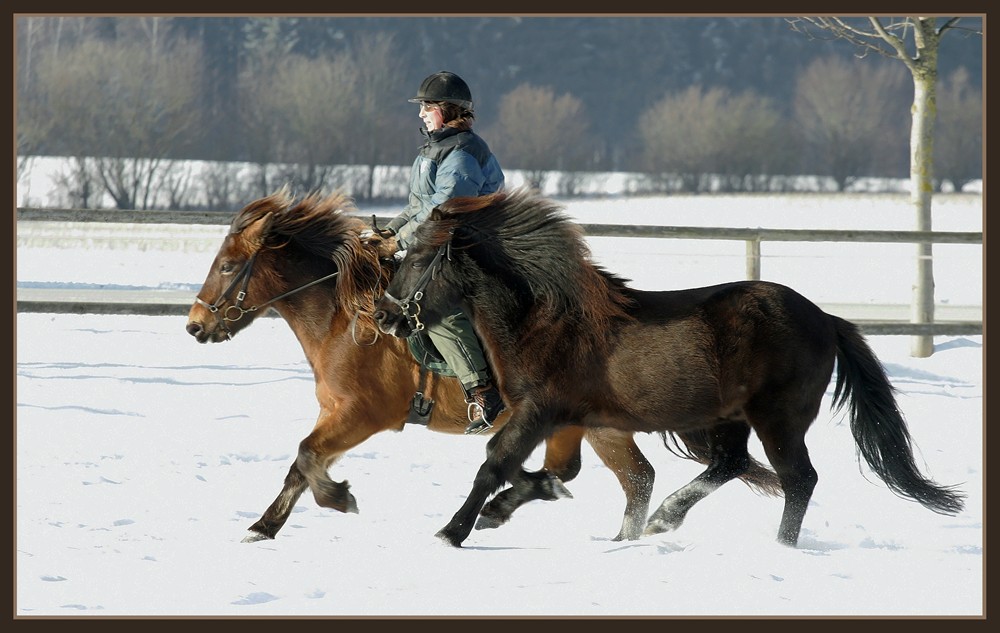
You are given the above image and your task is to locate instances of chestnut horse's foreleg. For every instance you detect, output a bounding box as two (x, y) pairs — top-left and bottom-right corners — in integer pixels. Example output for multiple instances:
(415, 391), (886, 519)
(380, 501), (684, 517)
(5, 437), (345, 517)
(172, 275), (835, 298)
(437, 410), (551, 547)
(244, 404), (390, 542)
(243, 425), (362, 543)
(475, 425), (583, 531)
(644, 420), (750, 536)
(296, 441), (359, 515)
(294, 405), (388, 514)
(243, 462), (310, 542)
(586, 428), (655, 541)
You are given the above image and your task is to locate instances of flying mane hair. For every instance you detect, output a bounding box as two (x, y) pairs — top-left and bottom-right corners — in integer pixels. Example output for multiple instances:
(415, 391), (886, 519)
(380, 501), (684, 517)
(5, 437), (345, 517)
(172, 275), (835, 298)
(422, 188), (637, 336)
(230, 187), (389, 327)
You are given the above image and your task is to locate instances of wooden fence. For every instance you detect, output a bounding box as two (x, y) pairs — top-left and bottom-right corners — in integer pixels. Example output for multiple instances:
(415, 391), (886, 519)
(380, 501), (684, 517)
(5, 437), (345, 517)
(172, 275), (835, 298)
(16, 207), (983, 339)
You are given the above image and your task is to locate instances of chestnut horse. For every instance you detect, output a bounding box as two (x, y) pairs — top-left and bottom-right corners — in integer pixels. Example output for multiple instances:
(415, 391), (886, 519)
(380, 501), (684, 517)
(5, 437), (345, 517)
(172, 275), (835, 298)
(373, 188), (965, 548)
(186, 189), (667, 542)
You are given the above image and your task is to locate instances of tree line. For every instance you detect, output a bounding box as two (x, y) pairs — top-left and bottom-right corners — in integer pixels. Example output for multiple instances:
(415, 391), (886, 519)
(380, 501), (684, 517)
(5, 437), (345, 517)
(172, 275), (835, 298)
(15, 16), (982, 210)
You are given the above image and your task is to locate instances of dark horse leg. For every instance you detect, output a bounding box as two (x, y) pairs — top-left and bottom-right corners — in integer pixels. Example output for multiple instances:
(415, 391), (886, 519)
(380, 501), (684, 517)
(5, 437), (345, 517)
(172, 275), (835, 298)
(754, 424), (817, 547)
(476, 425), (585, 531)
(437, 411), (552, 547)
(644, 420), (751, 536)
(477, 426), (654, 541)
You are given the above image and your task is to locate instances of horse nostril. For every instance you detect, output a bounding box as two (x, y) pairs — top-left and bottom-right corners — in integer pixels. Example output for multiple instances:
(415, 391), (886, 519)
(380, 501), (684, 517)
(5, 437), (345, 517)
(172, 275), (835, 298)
(373, 310), (386, 324)
(186, 322), (203, 337)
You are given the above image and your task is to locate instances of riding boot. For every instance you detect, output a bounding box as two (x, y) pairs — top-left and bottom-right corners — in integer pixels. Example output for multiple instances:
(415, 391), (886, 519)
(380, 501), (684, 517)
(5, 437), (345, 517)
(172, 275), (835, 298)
(464, 382), (506, 435)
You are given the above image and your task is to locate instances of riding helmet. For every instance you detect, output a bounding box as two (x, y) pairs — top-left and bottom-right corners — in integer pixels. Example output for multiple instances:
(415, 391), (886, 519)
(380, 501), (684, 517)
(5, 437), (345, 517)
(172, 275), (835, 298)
(408, 71), (474, 112)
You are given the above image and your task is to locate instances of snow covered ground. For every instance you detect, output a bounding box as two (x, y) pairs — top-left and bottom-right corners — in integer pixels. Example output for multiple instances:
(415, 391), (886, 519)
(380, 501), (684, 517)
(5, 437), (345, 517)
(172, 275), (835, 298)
(15, 192), (984, 618)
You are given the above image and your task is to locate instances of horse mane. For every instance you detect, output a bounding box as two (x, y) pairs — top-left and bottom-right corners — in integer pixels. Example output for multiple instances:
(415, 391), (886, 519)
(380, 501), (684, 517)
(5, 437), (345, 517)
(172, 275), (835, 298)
(228, 185), (294, 234)
(423, 188), (637, 334)
(231, 187), (390, 331)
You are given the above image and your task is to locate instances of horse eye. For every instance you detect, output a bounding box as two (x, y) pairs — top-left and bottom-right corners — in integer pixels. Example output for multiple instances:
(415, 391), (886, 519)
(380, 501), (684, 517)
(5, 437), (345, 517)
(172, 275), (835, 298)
(220, 261), (236, 274)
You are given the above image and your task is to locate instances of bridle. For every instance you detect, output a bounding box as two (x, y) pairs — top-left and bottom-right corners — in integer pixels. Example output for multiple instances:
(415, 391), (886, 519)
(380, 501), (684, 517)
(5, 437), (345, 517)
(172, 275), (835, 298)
(380, 242), (450, 333)
(195, 250), (340, 340)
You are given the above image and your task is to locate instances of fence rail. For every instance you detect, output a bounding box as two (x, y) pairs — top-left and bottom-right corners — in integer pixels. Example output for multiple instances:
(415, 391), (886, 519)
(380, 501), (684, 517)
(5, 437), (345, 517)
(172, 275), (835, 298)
(16, 207), (983, 337)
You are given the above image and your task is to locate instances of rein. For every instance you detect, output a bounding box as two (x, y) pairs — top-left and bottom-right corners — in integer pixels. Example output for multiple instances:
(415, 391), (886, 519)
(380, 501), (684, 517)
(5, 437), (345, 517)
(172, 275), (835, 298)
(380, 242), (450, 333)
(195, 251), (340, 340)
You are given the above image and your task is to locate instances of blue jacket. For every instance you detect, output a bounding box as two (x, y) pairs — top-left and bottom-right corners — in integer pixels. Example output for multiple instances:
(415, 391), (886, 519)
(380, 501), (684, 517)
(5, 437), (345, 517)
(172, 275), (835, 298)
(386, 126), (504, 249)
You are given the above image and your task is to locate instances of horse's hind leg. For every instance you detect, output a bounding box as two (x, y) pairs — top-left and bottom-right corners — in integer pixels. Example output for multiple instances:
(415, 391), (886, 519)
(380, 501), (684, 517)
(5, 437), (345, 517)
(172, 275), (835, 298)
(754, 425), (817, 547)
(244, 461), (310, 542)
(644, 421), (750, 536)
(586, 427), (655, 541)
(475, 426), (582, 531)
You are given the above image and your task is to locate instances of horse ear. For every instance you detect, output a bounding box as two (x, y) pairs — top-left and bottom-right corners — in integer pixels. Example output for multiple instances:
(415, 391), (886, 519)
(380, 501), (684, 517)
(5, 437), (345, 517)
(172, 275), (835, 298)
(243, 212), (275, 248)
(430, 206), (445, 222)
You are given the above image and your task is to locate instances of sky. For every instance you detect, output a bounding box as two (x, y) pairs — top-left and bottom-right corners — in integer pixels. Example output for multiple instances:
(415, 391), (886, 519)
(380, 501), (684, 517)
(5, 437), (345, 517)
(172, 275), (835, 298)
(14, 192), (984, 619)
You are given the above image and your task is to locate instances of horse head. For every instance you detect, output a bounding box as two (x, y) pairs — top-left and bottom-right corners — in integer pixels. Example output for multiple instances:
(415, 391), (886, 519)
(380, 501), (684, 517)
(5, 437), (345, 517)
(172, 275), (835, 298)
(373, 204), (471, 339)
(187, 188), (382, 343)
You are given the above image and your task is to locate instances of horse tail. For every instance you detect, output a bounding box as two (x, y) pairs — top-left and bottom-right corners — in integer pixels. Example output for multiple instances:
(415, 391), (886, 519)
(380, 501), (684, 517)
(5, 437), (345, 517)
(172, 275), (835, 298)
(832, 317), (965, 515)
(661, 429), (783, 497)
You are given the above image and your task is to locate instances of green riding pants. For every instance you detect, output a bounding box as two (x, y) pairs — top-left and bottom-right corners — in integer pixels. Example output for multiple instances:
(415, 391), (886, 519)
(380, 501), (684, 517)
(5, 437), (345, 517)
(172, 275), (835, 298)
(424, 306), (490, 393)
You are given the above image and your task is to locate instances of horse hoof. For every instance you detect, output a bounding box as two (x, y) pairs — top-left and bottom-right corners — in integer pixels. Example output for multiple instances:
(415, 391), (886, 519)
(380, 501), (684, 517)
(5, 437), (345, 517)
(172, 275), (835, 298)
(546, 476), (574, 500)
(338, 480), (359, 514)
(241, 531), (272, 543)
(474, 514), (506, 531)
(315, 480), (359, 514)
(642, 518), (678, 536)
(434, 529), (464, 548)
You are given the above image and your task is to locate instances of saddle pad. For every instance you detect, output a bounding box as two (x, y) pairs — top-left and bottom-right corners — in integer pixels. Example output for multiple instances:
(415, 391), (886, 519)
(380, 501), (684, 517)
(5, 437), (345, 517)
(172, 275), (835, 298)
(406, 331), (457, 378)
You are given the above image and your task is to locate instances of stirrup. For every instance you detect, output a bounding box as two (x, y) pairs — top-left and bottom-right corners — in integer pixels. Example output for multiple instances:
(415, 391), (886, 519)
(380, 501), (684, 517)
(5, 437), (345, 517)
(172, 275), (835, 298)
(465, 402), (493, 435)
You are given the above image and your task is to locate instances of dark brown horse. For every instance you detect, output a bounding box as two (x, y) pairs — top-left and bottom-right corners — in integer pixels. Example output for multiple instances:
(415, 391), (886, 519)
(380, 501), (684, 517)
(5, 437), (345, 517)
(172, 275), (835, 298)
(186, 189), (668, 542)
(373, 187), (966, 548)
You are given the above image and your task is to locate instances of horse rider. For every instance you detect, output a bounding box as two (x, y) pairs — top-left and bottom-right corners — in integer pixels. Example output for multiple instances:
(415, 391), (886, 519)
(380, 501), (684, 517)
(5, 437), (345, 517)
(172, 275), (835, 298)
(366, 70), (507, 435)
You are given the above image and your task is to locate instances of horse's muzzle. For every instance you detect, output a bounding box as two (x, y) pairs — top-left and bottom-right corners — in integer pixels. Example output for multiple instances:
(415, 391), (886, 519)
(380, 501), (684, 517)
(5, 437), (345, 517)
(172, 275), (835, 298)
(185, 318), (229, 344)
(373, 304), (412, 339)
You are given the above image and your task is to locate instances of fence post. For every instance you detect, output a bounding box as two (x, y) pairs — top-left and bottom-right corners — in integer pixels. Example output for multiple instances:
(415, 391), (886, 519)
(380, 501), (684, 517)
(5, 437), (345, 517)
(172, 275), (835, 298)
(746, 237), (761, 280)
(911, 243), (935, 357)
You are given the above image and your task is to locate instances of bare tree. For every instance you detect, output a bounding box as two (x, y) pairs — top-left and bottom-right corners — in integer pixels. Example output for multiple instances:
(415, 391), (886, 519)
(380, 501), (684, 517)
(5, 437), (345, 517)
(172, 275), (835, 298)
(49, 158), (101, 209)
(198, 162), (258, 212)
(934, 67), (982, 193)
(274, 52), (359, 193)
(793, 55), (909, 191)
(16, 17), (99, 179)
(16, 18), (43, 179)
(238, 35), (360, 197)
(28, 35), (203, 209)
(712, 90), (787, 192)
(236, 19), (296, 197)
(346, 32), (408, 201)
(638, 85), (721, 192)
(788, 17), (981, 357)
(637, 85), (785, 193)
(487, 83), (593, 192)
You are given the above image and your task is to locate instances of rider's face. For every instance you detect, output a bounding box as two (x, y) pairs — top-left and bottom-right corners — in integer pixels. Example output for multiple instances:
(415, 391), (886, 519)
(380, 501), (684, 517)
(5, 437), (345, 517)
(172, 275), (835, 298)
(419, 102), (444, 132)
